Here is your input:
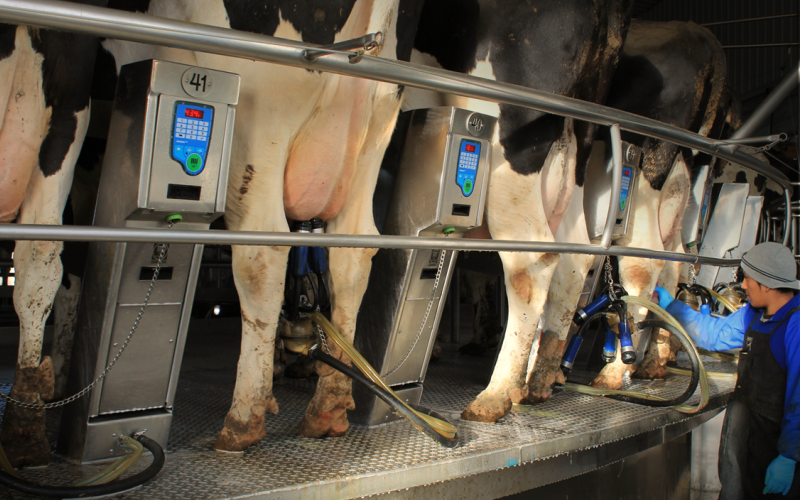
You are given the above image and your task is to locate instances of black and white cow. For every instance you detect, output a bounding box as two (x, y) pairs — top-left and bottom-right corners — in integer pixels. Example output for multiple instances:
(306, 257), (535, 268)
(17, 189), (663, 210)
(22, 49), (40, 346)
(404, 0), (633, 422)
(0, 2), (106, 467)
(1, 0), (425, 466)
(588, 19), (735, 389)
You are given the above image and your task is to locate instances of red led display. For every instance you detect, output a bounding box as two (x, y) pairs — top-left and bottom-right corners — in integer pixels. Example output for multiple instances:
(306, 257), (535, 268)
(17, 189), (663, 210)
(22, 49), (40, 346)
(185, 108), (204, 119)
(465, 144), (476, 152)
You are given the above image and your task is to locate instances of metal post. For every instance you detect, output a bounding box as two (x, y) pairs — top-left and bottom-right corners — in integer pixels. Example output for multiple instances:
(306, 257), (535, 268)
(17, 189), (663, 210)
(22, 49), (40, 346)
(601, 124), (624, 248)
(450, 269), (460, 344)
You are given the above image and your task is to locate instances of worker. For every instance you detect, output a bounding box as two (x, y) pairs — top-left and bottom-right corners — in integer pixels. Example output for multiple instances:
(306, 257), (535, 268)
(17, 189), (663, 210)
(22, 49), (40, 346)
(655, 242), (800, 499)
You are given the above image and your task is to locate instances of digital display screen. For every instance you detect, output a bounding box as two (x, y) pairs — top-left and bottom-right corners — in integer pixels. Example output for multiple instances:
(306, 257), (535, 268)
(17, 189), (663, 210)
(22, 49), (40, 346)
(465, 144), (476, 153)
(185, 108), (204, 119)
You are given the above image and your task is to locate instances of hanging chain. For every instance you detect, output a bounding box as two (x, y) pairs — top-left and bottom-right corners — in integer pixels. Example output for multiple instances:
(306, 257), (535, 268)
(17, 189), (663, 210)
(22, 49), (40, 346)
(728, 251), (738, 282)
(604, 257), (617, 300)
(688, 262), (697, 286)
(314, 323), (331, 355)
(1, 222), (174, 410)
(756, 137), (783, 153)
(384, 243), (449, 378)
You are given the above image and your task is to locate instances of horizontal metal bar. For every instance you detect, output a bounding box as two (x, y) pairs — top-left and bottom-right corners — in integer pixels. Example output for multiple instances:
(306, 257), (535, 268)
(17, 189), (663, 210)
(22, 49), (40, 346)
(0, 0), (791, 200)
(0, 224), (740, 267)
(703, 13), (799, 27)
(722, 43), (800, 49)
(714, 133), (787, 145)
(303, 32), (381, 61)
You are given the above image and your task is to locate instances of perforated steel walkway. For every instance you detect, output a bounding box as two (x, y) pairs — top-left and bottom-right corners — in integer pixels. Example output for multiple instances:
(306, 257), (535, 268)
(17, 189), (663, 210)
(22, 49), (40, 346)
(0, 331), (734, 500)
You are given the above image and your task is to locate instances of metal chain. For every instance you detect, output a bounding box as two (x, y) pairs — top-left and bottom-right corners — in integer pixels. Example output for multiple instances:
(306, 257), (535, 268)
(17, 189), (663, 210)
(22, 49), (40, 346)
(314, 323), (331, 355)
(1, 222), (174, 410)
(688, 262), (697, 286)
(756, 138), (783, 153)
(728, 251), (738, 282)
(604, 257), (617, 300)
(384, 244), (449, 378)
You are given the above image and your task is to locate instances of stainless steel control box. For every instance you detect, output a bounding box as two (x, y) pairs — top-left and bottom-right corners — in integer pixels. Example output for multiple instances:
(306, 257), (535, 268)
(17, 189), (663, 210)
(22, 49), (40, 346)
(352, 107), (496, 425)
(59, 60), (239, 463)
(583, 141), (642, 241)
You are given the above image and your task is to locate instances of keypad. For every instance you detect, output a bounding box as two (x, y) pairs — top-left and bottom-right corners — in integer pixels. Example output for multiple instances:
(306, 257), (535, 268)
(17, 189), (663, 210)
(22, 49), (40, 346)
(456, 140), (481, 197)
(171, 103), (214, 176)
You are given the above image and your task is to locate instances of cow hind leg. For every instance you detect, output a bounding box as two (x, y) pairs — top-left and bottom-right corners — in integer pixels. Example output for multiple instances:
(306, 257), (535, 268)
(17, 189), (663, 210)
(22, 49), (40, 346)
(462, 161), (559, 423)
(51, 273), (81, 399)
(524, 187), (593, 403)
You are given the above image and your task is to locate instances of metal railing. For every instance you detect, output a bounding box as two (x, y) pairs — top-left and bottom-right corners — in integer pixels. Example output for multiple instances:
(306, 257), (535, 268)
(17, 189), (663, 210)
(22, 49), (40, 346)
(0, 0), (794, 267)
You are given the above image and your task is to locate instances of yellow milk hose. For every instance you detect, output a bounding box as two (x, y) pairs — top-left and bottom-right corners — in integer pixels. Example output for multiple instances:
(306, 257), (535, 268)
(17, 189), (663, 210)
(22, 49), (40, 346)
(309, 312), (457, 439)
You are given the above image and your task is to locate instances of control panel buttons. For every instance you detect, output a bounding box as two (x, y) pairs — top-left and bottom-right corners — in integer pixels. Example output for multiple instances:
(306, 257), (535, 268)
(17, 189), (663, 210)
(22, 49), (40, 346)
(186, 153), (203, 173)
(171, 102), (214, 176)
(456, 139), (481, 197)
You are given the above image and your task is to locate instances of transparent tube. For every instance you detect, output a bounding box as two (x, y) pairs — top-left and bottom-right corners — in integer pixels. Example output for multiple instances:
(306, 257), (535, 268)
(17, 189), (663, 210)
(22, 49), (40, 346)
(621, 295), (710, 413)
(310, 312), (457, 439)
(707, 288), (739, 314)
(667, 366), (736, 380)
(72, 436), (144, 486)
(560, 296), (711, 413)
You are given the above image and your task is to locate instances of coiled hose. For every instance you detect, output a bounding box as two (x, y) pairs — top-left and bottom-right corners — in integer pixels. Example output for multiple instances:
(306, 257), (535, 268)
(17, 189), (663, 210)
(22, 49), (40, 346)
(0, 434), (164, 498)
(309, 311), (458, 446)
(558, 295), (711, 414)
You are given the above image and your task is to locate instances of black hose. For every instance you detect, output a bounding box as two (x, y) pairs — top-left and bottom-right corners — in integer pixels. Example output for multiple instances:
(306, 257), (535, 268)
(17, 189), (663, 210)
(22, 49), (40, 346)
(0, 434), (165, 498)
(604, 319), (701, 408)
(308, 347), (459, 448)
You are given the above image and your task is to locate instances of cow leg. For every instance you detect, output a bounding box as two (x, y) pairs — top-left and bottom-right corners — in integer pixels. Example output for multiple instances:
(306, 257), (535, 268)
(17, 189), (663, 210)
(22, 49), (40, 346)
(297, 83), (400, 438)
(51, 273), (81, 399)
(634, 159), (690, 379)
(462, 163), (559, 422)
(591, 176), (665, 389)
(592, 157), (689, 388)
(3, 106), (87, 467)
(524, 186), (593, 403)
(214, 158), (289, 451)
(634, 233), (685, 376)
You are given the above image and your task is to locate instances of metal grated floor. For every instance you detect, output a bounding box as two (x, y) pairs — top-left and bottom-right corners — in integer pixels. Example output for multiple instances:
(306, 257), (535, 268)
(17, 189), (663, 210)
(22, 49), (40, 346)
(0, 329), (734, 500)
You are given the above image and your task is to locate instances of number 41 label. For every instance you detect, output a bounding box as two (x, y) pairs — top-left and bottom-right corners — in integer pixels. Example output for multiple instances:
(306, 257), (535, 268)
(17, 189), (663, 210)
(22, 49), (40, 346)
(182, 68), (215, 98)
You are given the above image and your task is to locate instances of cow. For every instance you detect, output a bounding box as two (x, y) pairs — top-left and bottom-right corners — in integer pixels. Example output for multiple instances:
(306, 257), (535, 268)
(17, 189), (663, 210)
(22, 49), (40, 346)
(403, 0), (633, 422)
(0, 0), (425, 466)
(588, 19), (736, 389)
(0, 2), (106, 467)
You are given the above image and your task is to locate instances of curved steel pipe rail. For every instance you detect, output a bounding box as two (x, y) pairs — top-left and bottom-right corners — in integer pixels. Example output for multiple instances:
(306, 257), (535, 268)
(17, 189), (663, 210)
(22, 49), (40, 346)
(0, 0), (790, 249)
(0, 224), (739, 267)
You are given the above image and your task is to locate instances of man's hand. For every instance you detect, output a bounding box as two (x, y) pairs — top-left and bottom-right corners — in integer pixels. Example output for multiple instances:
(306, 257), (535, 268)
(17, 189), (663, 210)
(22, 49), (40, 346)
(764, 455), (796, 495)
(653, 286), (674, 311)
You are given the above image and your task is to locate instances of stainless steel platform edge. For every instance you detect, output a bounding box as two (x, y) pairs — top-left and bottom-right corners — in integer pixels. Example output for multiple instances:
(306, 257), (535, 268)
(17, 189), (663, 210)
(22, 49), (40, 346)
(364, 410), (718, 499)
(233, 394), (729, 500)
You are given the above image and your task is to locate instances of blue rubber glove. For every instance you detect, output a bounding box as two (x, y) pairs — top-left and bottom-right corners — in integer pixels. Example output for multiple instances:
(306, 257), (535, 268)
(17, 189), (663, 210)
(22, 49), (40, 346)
(653, 286), (674, 311)
(700, 304), (711, 316)
(764, 454), (796, 495)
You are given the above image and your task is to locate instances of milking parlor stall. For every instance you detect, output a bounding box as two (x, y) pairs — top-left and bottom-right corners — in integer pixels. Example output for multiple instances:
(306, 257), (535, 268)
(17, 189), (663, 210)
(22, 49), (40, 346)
(0, 0), (797, 498)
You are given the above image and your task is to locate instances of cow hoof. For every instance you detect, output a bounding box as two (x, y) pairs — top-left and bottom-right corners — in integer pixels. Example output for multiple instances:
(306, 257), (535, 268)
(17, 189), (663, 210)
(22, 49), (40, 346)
(461, 394), (512, 422)
(1, 400), (50, 468)
(522, 332), (566, 404)
(590, 373), (624, 390)
(1, 358), (56, 467)
(298, 371), (354, 438)
(633, 363), (668, 380)
(523, 369), (565, 404)
(214, 400), (277, 452)
(284, 355), (318, 379)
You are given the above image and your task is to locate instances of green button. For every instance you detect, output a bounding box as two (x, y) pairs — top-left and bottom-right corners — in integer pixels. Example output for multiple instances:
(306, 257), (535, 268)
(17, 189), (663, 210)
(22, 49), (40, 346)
(464, 179), (473, 195)
(186, 153), (203, 173)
